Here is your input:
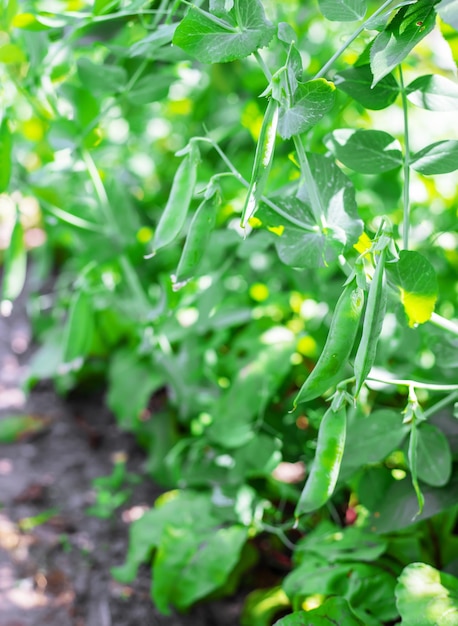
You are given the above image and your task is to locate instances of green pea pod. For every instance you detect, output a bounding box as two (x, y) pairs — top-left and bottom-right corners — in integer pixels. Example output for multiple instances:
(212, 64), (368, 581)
(2, 217), (26, 307)
(153, 142), (199, 252)
(354, 248), (387, 396)
(240, 97), (279, 227)
(0, 117), (12, 193)
(173, 185), (221, 287)
(294, 279), (364, 406)
(63, 290), (95, 363)
(295, 404), (347, 516)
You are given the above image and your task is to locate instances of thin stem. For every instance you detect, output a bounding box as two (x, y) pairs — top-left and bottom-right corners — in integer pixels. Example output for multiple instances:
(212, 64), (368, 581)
(367, 376), (458, 391)
(399, 65), (411, 250)
(429, 312), (458, 337)
(423, 390), (458, 420)
(293, 136), (326, 228)
(254, 50), (272, 81)
(313, 0), (396, 79)
(192, 136), (316, 231)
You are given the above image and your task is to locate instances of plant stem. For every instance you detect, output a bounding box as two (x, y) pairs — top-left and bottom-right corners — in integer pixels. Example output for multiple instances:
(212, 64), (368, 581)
(399, 65), (411, 250)
(293, 136), (327, 228)
(254, 50), (272, 81)
(429, 312), (458, 337)
(313, 0), (396, 79)
(192, 136), (316, 231)
(423, 390), (458, 420)
(367, 376), (458, 391)
(82, 150), (150, 312)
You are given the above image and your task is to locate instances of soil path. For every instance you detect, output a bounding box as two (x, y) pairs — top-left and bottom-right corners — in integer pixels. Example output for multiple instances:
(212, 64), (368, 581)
(0, 296), (242, 626)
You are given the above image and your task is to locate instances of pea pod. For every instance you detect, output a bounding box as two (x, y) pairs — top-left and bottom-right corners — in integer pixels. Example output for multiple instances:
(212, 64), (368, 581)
(354, 248), (387, 396)
(173, 184), (220, 287)
(63, 290), (95, 363)
(0, 117), (12, 193)
(240, 96), (279, 227)
(295, 403), (347, 516)
(153, 141), (200, 252)
(2, 216), (26, 307)
(294, 279), (364, 406)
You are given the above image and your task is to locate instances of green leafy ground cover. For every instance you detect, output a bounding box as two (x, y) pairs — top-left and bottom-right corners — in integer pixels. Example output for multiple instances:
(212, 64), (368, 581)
(1, 0), (458, 623)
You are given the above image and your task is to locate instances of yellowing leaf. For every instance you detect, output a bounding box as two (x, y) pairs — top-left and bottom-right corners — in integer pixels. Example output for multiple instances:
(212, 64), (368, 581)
(400, 289), (437, 327)
(267, 224), (284, 237)
(353, 231), (372, 255)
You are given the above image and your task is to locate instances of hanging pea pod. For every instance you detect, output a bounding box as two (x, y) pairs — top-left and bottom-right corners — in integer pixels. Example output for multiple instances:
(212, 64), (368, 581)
(294, 278), (364, 406)
(240, 96), (279, 227)
(152, 141), (200, 252)
(295, 400), (347, 516)
(63, 290), (95, 364)
(173, 183), (221, 288)
(0, 117), (12, 193)
(354, 247), (388, 396)
(2, 216), (26, 310)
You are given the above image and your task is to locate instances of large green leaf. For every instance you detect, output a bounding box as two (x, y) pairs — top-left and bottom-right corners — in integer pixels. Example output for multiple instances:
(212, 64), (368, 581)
(415, 423), (452, 487)
(318, 0), (366, 21)
(410, 140), (458, 174)
(334, 64), (399, 110)
(396, 563), (458, 625)
(257, 154), (362, 268)
(153, 523), (248, 613)
(295, 521), (388, 563)
(207, 331), (294, 448)
(387, 250), (438, 327)
(77, 58), (127, 95)
(278, 79), (336, 139)
(173, 0), (275, 63)
(369, 469), (458, 534)
(406, 74), (458, 111)
(370, 1), (437, 86)
(341, 409), (408, 476)
(324, 129), (403, 173)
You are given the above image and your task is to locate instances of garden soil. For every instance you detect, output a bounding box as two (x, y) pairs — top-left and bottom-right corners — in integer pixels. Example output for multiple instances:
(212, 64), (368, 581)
(0, 292), (244, 626)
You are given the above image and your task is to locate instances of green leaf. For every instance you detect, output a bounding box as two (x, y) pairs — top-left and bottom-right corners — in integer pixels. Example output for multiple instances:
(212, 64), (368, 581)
(0, 43), (27, 63)
(258, 154), (362, 268)
(369, 471), (458, 534)
(437, 0), (458, 30)
(207, 331), (294, 448)
(370, 1), (437, 86)
(396, 563), (458, 625)
(77, 58), (127, 95)
(341, 409), (408, 476)
(0, 415), (50, 443)
(172, 0), (275, 64)
(63, 291), (95, 363)
(274, 598), (365, 625)
(278, 79), (336, 139)
(387, 250), (438, 327)
(153, 524), (248, 613)
(324, 129), (403, 173)
(334, 64), (399, 110)
(125, 73), (175, 105)
(406, 74), (458, 111)
(317, 0), (367, 22)
(0, 118), (12, 192)
(295, 521), (388, 563)
(107, 349), (164, 430)
(1, 218), (26, 306)
(415, 423), (452, 487)
(410, 140), (458, 174)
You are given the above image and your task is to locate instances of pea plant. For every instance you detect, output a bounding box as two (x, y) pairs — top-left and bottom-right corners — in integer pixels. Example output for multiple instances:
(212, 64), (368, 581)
(1, 0), (458, 623)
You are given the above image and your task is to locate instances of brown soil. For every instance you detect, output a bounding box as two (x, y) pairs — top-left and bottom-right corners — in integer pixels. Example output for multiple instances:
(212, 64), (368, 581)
(0, 294), (244, 626)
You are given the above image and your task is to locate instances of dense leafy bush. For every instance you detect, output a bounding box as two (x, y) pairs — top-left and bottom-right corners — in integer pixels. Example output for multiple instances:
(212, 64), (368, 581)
(1, 0), (458, 623)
